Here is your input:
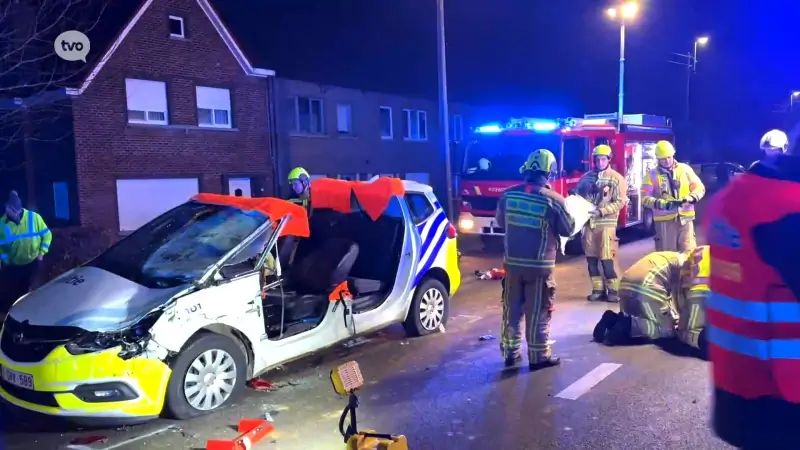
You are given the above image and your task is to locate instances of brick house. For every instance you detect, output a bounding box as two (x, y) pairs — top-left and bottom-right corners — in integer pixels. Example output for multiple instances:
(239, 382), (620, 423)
(0, 0), (276, 240)
(270, 78), (474, 205)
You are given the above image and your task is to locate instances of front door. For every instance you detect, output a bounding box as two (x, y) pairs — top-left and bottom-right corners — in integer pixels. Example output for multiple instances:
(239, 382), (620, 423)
(228, 178), (252, 197)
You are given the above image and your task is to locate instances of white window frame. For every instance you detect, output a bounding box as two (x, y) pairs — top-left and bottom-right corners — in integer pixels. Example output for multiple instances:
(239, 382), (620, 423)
(403, 109), (428, 141)
(452, 114), (463, 142)
(295, 97), (325, 134)
(168, 15), (185, 38)
(125, 78), (168, 125)
(195, 86), (232, 129)
(379, 106), (393, 140)
(336, 103), (352, 135)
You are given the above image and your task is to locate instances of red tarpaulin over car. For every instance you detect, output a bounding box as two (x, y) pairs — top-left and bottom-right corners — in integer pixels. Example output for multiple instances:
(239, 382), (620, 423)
(191, 194), (310, 238)
(310, 177), (405, 220)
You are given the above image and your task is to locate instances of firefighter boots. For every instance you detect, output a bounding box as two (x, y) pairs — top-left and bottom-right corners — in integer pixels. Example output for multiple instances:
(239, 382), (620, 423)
(593, 310), (619, 342)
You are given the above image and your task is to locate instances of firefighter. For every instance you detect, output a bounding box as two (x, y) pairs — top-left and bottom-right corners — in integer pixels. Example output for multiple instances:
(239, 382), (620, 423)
(704, 134), (800, 449)
(748, 129), (789, 169)
(495, 149), (576, 371)
(0, 191), (52, 310)
(641, 140), (705, 252)
(574, 144), (628, 303)
(592, 246), (709, 353)
(287, 167), (312, 213)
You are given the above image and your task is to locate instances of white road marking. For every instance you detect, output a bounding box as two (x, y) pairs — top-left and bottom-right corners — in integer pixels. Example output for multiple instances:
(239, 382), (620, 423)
(554, 363), (622, 400)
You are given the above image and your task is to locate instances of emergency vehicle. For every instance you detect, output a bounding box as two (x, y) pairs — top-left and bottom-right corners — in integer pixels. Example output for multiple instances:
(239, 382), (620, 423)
(457, 113), (674, 246)
(0, 178), (460, 423)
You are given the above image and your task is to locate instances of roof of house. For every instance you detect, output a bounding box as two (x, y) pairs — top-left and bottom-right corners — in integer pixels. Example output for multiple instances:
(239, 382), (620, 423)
(1, 0), (272, 100)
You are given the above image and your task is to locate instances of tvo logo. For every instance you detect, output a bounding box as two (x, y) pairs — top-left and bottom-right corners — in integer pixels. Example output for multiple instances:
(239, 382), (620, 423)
(54, 30), (90, 62)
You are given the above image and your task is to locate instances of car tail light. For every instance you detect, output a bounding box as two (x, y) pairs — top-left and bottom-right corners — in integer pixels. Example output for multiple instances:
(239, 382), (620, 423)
(447, 224), (457, 239)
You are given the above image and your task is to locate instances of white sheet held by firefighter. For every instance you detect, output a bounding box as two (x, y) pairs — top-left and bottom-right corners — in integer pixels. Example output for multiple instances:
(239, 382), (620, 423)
(559, 195), (596, 254)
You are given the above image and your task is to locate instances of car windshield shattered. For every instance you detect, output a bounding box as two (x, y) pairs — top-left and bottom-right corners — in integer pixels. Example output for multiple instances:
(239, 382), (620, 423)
(88, 201), (271, 288)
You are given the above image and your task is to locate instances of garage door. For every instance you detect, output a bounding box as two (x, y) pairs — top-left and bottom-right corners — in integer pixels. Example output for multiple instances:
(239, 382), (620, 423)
(116, 178), (199, 232)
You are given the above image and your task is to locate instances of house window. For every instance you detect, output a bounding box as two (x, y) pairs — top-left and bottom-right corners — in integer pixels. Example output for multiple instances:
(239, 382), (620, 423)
(451, 114), (463, 141)
(295, 97), (324, 134)
(379, 106), (393, 139)
(196, 86), (232, 128)
(402, 109), (427, 141)
(336, 104), (352, 134)
(168, 15), (185, 38)
(125, 78), (168, 125)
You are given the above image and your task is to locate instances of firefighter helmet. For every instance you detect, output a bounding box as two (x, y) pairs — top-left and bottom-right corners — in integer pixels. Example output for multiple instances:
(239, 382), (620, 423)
(520, 149), (557, 174)
(592, 144), (612, 157)
(760, 129), (789, 154)
(288, 167), (310, 181)
(655, 141), (676, 159)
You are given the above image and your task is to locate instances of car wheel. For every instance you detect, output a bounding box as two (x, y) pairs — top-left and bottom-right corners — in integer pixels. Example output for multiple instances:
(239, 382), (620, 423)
(163, 333), (247, 420)
(403, 278), (450, 337)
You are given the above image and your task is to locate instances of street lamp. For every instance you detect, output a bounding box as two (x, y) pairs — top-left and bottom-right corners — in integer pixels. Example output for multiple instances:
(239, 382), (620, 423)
(606, 2), (639, 131)
(791, 91), (800, 113)
(668, 36), (710, 121)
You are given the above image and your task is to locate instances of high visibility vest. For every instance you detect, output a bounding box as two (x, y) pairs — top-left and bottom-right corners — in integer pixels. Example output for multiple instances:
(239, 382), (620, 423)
(641, 162), (705, 222)
(706, 172), (800, 402)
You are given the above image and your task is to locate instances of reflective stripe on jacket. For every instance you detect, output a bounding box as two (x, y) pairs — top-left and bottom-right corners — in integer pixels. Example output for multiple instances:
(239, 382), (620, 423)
(0, 209), (52, 265)
(495, 183), (575, 270)
(641, 162), (705, 221)
(576, 168), (628, 228)
(706, 172), (800, 402)
(619, 251), (685, 308)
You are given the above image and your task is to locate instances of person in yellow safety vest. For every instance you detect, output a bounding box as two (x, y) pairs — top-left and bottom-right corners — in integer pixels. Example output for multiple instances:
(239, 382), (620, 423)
(496, 149), (576, 371)
(287, 167), (312, 214)
(749, 129), (789, 170)
(573, 144), (629, 303)
(0, 191), (52, 307)
(641, 140), (705, 252)
(591, 245), (710, 355)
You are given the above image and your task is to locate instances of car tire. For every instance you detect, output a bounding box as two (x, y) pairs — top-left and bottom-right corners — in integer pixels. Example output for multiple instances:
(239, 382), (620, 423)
(163, 332), (248, 420)
(403, 278), (450, 337)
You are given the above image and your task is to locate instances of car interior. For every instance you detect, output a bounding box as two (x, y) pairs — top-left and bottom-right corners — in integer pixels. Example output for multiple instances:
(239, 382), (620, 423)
(262, 193), (406, 339)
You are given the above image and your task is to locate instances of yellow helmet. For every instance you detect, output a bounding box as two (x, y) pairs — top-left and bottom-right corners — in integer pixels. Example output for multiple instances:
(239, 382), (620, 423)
(592, 144), (612, 157)
(520, 149), (557, 174)
(655, 141), (675, 159)
(288, 167), (310, 181)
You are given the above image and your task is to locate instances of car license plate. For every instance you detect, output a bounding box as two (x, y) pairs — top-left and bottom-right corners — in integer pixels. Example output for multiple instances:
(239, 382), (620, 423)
(1, 366), (34, 390)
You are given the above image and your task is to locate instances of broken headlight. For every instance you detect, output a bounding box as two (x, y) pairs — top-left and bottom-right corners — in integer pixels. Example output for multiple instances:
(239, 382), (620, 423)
(64, 312), (160, 359)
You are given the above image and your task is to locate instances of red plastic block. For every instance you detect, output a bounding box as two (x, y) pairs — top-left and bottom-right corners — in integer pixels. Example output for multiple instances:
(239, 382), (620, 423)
(206, 419), (275, 450)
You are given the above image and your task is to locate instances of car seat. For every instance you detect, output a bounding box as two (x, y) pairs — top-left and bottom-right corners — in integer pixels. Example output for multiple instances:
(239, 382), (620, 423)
(290, 238), (360, 294)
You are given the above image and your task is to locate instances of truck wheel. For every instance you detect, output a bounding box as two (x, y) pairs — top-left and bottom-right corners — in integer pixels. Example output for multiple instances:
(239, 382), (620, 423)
(164, 333), (248, 420)
(480, 235), (503, 251)
(403, 278), (450, 337)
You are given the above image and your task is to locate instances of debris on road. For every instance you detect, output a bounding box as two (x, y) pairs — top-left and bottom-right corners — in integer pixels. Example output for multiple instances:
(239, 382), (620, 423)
(478, 334), (496, 341)
(264, 412), (275, 422)
(69, 436), (108, 446)
(343, 336), (371, 348)
(247, 378), (277, 391)
(474, 268), (505, 280)
(439, 324), (447, 333)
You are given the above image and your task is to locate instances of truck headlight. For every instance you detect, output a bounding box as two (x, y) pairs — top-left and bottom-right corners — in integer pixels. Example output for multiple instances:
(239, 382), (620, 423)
(459, 218), (475, 230)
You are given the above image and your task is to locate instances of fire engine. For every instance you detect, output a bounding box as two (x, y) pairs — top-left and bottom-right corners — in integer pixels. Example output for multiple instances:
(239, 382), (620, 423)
(457, 113), (674, 248)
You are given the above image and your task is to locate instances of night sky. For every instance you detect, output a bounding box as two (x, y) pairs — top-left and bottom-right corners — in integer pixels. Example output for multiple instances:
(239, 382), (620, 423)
(229, 0), (800, 159)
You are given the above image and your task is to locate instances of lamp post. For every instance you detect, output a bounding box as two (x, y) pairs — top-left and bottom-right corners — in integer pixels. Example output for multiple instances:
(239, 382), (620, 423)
(606, 2), (639, 132)
(669, 36), (709, 122)
(436, 0), (454, 219)
(790, 91), (800, 113)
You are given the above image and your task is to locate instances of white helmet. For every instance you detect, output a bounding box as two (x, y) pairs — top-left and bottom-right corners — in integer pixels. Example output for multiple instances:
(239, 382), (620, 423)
(477, 158), (491, 171)
(760, 129), (789, 155)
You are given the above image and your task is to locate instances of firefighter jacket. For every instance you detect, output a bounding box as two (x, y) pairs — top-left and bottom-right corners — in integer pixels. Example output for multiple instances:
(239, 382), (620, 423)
(641, 162), (705, 222)
(575, 168), (628, 228)
(0, 209), (52, 266)
(495, 182), (575, 272)
(705, 155), (800, 449)
(619, 251), (686, 315)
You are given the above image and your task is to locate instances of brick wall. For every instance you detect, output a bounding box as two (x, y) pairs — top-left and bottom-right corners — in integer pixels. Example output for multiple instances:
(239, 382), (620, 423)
(71, 0), (273, 231)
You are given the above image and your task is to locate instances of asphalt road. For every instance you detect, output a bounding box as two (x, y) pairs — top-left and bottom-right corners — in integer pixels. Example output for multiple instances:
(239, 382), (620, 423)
(1, 229), (732, 450)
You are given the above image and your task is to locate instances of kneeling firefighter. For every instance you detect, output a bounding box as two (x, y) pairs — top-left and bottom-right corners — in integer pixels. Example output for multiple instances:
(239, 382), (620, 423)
(592, 245), (709, 353)
(495, 149), (576, 371)
(574, 144), (628, 303)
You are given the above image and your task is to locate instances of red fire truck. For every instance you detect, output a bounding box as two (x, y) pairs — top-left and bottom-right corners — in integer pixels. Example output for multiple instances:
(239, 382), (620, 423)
(457, 113), (674, 248)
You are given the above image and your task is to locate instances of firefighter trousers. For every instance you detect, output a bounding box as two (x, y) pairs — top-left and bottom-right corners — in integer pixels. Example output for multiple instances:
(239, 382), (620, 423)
(500, 266), (555, 364)
(620, 289), (676, 341)
(654, 217), (696, 253)
(676, 290), (706, 349)
(582, 225), (621, 293)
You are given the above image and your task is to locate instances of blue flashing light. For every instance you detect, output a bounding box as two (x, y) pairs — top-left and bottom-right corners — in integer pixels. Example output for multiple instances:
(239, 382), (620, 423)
(532, 121), (557, 132)
(475, 124), (502, 134)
